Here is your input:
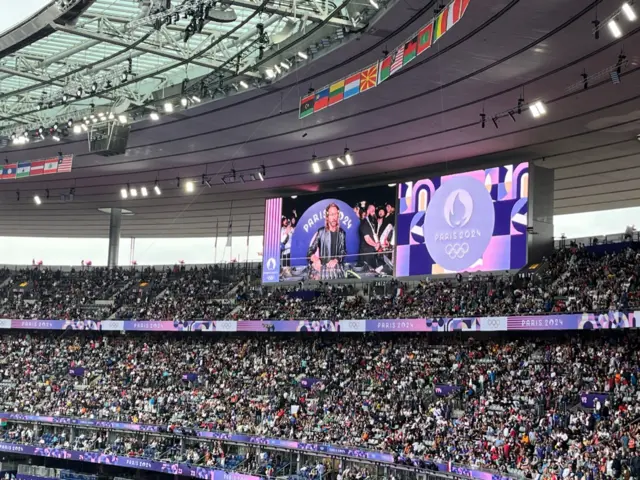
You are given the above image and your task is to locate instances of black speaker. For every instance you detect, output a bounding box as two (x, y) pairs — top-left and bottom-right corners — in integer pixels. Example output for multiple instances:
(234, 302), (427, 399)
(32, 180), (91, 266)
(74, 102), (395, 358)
(89, 124), (131, 157)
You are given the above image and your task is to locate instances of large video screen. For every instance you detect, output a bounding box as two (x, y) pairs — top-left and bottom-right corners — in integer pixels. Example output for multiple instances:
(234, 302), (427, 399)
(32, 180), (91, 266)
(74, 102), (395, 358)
(396, 163), (529, 276)
(262, 186), (396, 282)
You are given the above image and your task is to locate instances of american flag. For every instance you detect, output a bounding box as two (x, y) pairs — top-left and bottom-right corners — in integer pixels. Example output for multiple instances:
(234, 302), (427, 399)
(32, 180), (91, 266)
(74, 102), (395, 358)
(57, 155), (73, 173)
(390, 48), (404, 76)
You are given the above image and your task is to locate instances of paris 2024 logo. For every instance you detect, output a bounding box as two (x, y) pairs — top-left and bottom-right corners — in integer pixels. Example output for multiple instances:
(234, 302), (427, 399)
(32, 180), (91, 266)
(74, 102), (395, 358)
(423, 176), (495, 271)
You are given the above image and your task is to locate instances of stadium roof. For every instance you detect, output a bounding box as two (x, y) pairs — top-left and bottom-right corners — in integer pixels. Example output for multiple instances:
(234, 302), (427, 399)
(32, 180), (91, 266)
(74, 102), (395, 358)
(0, 0), (368, 137)
(0, 0), (639, 238)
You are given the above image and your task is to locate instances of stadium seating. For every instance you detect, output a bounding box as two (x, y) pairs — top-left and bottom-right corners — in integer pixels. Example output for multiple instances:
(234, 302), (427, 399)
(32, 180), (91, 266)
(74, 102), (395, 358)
(0, 245), (638, 320)
(0, 329), (640, 479)
(0, 246), (640, 478)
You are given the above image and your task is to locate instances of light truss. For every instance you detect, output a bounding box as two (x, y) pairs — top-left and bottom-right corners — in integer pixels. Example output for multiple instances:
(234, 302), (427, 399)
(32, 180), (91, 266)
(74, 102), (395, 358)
(0, 0), (381, 139)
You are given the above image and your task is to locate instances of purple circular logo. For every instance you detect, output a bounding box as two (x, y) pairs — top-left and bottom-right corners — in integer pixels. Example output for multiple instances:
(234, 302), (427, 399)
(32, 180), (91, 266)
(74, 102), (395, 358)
(290, 199), (361, 266)
(423, 176), (495, 271)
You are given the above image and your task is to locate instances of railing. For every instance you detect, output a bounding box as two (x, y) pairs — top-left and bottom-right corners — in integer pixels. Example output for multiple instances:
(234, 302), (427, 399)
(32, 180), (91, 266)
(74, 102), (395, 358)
(0, 310), (634, 333)
(0, 440), (262, 480)
(554, 231), (640, 248)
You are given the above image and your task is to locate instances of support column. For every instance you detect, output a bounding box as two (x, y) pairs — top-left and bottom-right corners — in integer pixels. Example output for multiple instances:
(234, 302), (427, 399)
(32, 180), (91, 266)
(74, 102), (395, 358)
(108, 208), (122, 268)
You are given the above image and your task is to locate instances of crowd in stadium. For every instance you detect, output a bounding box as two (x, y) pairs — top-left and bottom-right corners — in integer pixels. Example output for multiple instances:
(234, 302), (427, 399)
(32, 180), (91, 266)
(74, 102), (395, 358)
(0, 245), (638, 321)
(0, 245), (639, 479)
(0, 330), (640, 479)
(0, 425), (288, 476)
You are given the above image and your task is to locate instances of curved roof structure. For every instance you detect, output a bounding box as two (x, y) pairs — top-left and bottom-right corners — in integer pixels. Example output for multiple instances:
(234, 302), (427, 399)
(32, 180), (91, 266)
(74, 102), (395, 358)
(0, 0), (638, 238)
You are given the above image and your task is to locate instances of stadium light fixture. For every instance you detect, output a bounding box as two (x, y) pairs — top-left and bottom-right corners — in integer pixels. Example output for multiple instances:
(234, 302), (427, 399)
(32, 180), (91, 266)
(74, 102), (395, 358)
(312, 162), (321, 174)
(150, 112), (160, 121)
(191, 96), (201, 103)
(120, 187), (128, 199)
(345, 149), (353, 165)
(280, 61), (290, 70)
(529, 101), (547, 118)
(154, 180), (161, 195)
(185, 181), (195, 193)
(608, 19), (622, 37)
(369, 0), (379, 8)
(73, 125), (82, 134)
(34, 195), (41, 205)
(141, 186), (148, 197)
(622, 3), (637, 21)
(265, 68), (275, 79)
(298, 51), (308, 60)
(181, 97), (188, 107)
(129, 184), (138, 198)
(336, 157), (345, 166)
(52, 135), (60, 142)
(118, 115), (128, 124)
(164, 102), (174, 113)
(327, 158), (334, 170)
(239, 80), (249, 89)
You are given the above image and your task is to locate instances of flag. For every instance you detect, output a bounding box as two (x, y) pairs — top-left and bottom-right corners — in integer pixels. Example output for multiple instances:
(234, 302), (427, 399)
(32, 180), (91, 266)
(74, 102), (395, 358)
(417, 22), (433, 55)
(30, 160), (45, 176)
(2, 164), (16, 179)
(448, 0), (463, 26)
(313, 87), (329, 112)
(344, 73), (361, 99)
(299, 94), (314, 119)
(403, 36), (418, 65)
(461, 0), (470, 17)
(390, 48), (403, 76)
(44, 159), (58, 174)
(360, 64), (378, 92)
(16, 162), (30, 178)
(328, 80), (345, 105)
(57, 155), (73, 173)
(434, 7), (449, 41)
(378, 54), (393, 83)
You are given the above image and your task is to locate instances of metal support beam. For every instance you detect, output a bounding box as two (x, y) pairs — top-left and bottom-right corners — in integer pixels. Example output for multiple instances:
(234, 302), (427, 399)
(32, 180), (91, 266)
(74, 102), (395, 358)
(53, 24), (234, 73)
(108, 208), (122, 268)
(226, 0), (360, 27)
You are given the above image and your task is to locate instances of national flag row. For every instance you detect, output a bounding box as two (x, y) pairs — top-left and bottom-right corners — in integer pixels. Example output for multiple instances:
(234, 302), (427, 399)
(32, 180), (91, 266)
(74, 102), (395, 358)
(0, 154), (73, 180)
(298, 0), (470, 119)
(299, 62), (379, 118)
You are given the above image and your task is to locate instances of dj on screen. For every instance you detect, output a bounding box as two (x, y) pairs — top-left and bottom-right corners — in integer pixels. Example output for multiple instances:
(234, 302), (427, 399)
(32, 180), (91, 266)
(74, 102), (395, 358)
(306, 202), (347, 280)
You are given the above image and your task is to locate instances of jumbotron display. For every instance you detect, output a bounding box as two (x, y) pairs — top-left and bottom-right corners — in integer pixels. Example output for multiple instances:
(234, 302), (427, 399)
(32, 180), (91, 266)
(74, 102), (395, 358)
(395, 162), (529, 276)
(262, 186), (395, 282)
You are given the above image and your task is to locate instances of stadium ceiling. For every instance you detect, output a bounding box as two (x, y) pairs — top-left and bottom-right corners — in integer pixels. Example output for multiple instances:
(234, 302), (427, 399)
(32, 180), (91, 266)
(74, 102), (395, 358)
(0, 0), (639, 239)
(0, 0), (371, 137)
